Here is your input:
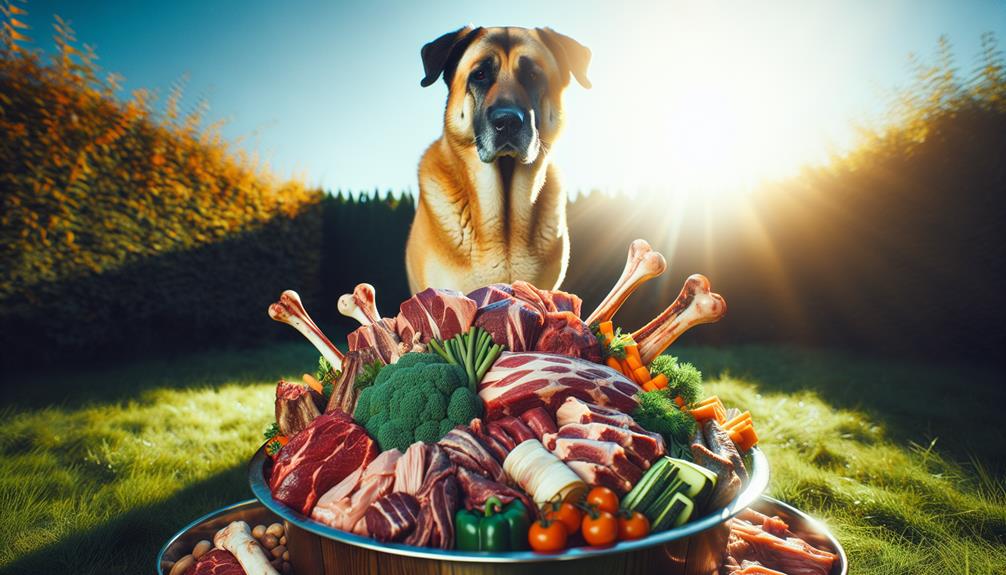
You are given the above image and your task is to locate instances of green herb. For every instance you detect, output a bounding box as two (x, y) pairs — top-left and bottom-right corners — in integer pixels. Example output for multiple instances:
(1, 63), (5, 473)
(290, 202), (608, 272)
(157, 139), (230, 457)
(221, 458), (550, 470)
(322, 381), (334, 400)
(353, 360), (384, 391)
(263, 421), (280, 441)
(648, 355), (703, 406)
(632, 390), (697, 451)
(265, 438), (284, 456)
(315, 355), (340, 385)
(591, 322), (635, 360)
(429, 326), (504, 392)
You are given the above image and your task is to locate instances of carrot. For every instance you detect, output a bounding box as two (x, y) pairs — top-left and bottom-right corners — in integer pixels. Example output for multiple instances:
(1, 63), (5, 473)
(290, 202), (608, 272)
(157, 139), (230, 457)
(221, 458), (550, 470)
(633, 366), (651, 384)
(696, 396), (723, 408)
(625, 353), (644, 372)
(606, 357), (623, 372)
(650, 373), (669, 389)
(625, 344), (642, 366)
(689, 403), (720, 422)
(599, 321), (614, 339)
(619, 358), (633, 377)
(724, 411), (752, 431)
(674, 395), (686, 408)
(302, 373), (324, 394)
(738, 425), (759, 450)
(642, 381), (658, 392)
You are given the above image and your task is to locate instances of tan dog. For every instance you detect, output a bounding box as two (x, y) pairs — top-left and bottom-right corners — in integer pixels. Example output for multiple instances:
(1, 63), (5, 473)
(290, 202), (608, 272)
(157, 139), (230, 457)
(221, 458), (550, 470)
(405, 26), (591, 294)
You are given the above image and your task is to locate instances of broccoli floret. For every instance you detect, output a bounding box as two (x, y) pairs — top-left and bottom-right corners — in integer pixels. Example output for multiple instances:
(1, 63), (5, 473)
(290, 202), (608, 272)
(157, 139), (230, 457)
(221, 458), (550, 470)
(414, 420), (440, 443)
(447, 387), (483, 426)
(649, 355), (704, 405)
(632, 390), (697, 451)
(394, 352), (446, 368)
(352, 357), (480, 452)
(377, 418), (415, 452)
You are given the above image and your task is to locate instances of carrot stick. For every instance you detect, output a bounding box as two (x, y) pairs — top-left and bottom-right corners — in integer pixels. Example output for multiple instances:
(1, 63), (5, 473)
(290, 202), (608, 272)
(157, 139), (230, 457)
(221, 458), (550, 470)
(696, 396), (722, 408)
(619, 358), (633, 377)
(739, 426), (759, 450)
(690, 403), (720, 422)
(626, 353), (643, 372)
(599, 321), (614, 338)
(633, 366), (651, 384)
(302, 373), (324, 394)
(625, 344), (642, 366)
(650, 373), (669, 389)
(674, 395), (686, 408)
(724, 411), (752, 430)
(606, 357), (623, 372)
(642, 381), (658, 392)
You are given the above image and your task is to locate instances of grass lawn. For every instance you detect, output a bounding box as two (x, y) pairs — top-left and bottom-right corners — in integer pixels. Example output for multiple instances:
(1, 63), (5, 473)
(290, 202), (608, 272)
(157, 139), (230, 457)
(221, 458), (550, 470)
(0, 343), (1003, 574)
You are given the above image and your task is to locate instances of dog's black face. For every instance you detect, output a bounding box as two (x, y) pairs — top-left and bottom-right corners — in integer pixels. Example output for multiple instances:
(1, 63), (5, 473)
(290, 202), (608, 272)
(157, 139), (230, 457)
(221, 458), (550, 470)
(468, 49), (546, 164)
(420, 27), (592, 165)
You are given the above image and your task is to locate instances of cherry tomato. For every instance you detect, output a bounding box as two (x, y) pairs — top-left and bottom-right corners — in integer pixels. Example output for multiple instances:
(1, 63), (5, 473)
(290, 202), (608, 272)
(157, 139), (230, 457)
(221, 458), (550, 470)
(617, 511), (650, 541)
(544, 501), (582, 535)
(529, 518), (568, 552)
(585, 486), (619, 514)
(581, 510), (618, 546)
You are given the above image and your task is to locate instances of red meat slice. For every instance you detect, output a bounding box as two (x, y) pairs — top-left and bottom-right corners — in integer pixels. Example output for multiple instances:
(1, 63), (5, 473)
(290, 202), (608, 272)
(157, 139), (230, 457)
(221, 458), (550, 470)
(183, 549), (243, 575)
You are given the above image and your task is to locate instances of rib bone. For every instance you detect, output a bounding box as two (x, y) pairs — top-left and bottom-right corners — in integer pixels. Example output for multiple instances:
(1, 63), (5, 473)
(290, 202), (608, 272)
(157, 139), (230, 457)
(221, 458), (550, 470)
(213, 521), (279, 575)
(586, 239), (668, 325)
(269, 290), (344, 371)
(338, 283), (381, 325)
(631, 274), (727, 363)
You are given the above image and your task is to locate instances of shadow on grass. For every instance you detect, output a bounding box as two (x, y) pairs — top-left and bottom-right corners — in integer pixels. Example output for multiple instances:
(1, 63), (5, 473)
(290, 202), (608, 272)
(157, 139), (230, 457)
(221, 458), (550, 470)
(0, 341), (320, 411)
(0, 465), (250, 575)
(675, 344), (1006, 474)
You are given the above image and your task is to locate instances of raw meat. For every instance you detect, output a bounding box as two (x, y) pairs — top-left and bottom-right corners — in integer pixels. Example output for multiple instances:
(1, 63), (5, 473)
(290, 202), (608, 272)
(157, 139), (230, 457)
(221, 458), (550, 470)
(439, 427), (505, 482)
(365, 492), (421, 543)
(511, 280), (557, 314)
(485, 421), (517, 451)
(493, 416), (537, 444)
(704, 419), (749, 484)
(347, 318), (401, 364)
(455, 465), (534, 514)
(565, 460), (637, 495)
(473, 298), (543, 352)
(325, 346), (383, 414)
(691, 424), (742, 510)
(467, 419), (510, 463)
(520, 406), (558, 438)
(405, 445), (460, 549)
(275, 380), (320, 436)
(534, 311), (602, 362)
(212, 521), (278, 575)
(395, 288), (477, 344)
(311, 449), (402, 534)
(555, 397), (647, 433)
(479, 352), (640, 420)
(547, 289), (582, 316)
(269, 411), (378, 515)
(725, 513), (838, 575)
(467, 284), (514, 307)
(183, 549), (244, 575)
(547, 437), (643, 486)
(393, 441), (428, 495)
(546, 422), (665, 468)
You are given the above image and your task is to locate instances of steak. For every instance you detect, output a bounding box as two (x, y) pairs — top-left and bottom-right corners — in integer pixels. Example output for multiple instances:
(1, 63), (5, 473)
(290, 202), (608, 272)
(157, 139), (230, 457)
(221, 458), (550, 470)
(467, 283), (515, 307)
(347, 318), (401, 364)
(269, 411), (378, 515)
(473, 298), (543, 352)
(456, 465), (535, 514)
(479, 352), (640, 420)
(439, 427), (505, 482)
(545, 421), (665, 467)
(519, 406), (557, 438)
(534, 311), (602, 362)
(366, 492), (421, 543)
(395, 288), (476, 344)
(555, 396), (647, 432)
(547, 437), (643, 486)
(183, 549), (244, 575)
(493, 416), (537, 444)
(565, 460), (638, 495)
(547, 289), (582, 316)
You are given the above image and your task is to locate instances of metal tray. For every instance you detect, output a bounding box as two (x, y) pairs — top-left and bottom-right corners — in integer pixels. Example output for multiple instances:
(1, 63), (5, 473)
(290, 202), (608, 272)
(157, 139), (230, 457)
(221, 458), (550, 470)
(246, 444), (770, 563)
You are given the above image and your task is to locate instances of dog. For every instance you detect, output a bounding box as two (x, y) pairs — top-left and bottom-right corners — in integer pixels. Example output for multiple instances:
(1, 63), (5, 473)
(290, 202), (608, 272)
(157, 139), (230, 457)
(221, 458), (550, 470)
(405, 26), (591, 294)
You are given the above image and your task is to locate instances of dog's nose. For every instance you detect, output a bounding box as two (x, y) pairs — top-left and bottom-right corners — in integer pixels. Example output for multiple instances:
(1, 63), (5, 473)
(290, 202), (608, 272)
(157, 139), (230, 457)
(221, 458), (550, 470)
(489, 106), (525, 138)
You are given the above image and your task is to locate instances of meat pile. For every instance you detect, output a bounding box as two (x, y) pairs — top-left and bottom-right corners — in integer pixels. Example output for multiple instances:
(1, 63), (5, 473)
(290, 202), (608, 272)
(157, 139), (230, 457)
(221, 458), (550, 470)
(182, 550), (244, 575)
(692, 418), (749, 510)
(723, 508), (838, 575)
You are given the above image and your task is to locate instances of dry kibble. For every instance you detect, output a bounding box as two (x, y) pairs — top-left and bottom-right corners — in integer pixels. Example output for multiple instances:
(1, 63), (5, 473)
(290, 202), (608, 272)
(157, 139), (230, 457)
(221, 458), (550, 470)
(266, 523), (284, 538)
(169, 554), (194, 575)
(282, 550), (289, 561)
(261, 534), (279, 550)
(279, 535), (287, 546)
(191, 540), (212, 560)
(252, 524), (267, 539)
(271, 545), (286, 559)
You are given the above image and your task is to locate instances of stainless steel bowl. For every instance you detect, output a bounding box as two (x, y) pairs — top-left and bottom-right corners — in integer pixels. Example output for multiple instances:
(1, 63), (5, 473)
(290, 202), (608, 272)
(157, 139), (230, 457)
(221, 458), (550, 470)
(246, 444), (771, 563)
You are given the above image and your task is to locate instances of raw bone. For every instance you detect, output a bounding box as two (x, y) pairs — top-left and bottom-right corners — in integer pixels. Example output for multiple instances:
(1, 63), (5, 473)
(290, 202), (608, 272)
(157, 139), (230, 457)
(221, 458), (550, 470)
(632, 274), (727, 363)
(213, 521), (279, 575)
(269, 290), (344, 371)
(338, 283), (381, 325)
(585, 239), (667, 326)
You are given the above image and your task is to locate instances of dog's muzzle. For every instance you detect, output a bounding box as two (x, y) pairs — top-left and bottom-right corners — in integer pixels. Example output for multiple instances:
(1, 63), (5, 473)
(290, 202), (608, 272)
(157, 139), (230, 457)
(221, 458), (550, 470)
(477, 103), (538, 164)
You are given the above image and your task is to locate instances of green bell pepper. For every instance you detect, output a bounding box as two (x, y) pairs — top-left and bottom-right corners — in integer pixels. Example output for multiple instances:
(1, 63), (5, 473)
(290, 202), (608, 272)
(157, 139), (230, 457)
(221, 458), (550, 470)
(455, 496), (530, 551)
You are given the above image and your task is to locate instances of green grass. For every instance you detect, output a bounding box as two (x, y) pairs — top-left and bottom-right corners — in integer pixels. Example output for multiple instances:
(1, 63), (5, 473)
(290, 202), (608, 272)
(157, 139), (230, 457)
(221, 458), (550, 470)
(0, 343), (1003, 574)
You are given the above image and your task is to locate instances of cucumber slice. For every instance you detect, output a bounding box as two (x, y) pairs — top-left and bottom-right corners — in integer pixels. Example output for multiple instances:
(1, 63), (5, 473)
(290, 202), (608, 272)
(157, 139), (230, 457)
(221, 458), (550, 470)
(651, 492), (695, 531)
(635, 465), (677, 514)
(667, 458), (717, 512)
(623, 457), (672, 511)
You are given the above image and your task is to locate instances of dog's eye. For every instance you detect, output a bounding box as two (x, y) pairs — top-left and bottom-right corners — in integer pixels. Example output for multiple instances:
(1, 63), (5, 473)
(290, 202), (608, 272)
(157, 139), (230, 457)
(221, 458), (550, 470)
(472, 69), (486, 82)
(528, 71), (537, 82)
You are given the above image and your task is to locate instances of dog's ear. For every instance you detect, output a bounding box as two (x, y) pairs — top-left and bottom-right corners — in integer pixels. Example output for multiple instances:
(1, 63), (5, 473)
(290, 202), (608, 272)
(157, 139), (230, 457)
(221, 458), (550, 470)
(420, 26), (482, 88)
(536, 27), (592, 89)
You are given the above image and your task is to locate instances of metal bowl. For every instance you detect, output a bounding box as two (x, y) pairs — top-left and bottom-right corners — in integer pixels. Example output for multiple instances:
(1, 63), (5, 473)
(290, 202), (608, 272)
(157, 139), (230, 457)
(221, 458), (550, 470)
(247, 444), (771, 564)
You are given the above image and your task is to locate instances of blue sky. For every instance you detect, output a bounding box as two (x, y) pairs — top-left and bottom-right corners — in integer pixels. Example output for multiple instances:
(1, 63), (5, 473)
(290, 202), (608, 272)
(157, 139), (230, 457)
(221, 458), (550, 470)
(21, 0), (1006, 194)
